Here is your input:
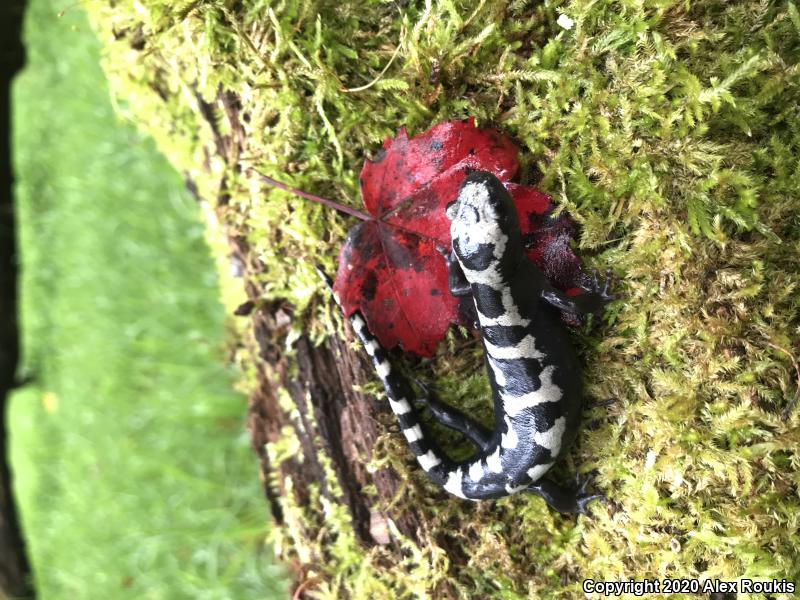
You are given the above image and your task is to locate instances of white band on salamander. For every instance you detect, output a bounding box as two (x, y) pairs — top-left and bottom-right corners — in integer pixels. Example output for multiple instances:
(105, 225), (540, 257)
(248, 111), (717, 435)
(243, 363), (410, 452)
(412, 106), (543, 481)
(416, 450), (441, 471)
(389, 398), (411, 415)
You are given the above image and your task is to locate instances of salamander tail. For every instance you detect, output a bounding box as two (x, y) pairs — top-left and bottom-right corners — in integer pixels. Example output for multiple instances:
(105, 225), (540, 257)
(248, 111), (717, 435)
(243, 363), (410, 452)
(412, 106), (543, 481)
(319, 268), (450, 485)
(347, 311), (450, 482)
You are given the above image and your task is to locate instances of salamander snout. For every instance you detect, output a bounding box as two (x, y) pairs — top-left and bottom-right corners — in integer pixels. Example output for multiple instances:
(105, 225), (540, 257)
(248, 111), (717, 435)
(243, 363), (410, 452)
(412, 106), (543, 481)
(447, 171), (522, 272)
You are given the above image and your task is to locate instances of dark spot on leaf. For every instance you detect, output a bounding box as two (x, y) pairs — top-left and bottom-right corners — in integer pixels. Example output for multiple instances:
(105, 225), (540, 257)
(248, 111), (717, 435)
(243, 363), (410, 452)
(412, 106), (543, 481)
(361, 271), (378, 301)
(373, 148), (386, 163)
(430, 289), (440, 296)
(382, 234), (417, 270)
(469, 148), (476, 155)
(430, 139), (443, 151)
(345, 223), (378, 263)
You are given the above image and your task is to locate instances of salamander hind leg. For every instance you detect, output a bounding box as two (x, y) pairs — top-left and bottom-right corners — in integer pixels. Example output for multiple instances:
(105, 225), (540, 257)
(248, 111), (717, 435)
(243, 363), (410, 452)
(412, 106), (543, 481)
(526, 473), (604, 515)
(415, 380), (494, 453)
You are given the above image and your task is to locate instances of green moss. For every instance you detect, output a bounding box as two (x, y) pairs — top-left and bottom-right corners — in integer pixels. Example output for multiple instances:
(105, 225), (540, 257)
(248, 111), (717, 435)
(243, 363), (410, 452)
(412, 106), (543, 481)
(87, 0), (799, 596)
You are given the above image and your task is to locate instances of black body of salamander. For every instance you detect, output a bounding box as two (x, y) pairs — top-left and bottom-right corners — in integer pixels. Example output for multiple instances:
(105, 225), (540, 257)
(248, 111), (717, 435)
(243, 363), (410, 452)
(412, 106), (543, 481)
(336, 171), (612, 513)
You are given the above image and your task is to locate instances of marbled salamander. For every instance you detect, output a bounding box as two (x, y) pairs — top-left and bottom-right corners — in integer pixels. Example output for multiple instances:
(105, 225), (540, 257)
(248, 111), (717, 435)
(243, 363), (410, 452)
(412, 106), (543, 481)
(336, 171), (612, 513)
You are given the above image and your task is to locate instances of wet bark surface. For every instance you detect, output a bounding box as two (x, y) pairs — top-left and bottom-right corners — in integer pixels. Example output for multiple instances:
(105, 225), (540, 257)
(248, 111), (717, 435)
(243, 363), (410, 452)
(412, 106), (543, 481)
(230, 236), (422, 546)
(189, 90), (424, 556)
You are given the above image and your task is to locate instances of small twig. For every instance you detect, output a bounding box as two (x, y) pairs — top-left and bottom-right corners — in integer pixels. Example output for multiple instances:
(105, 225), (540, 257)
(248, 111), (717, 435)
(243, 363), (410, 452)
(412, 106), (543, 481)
(764, 340), (800, 418)
(251, 168), (371, 221)
(292, 575), (321, 600)
(343, 25), (406, 93)
(223, 6), (272, 72)
(461, 0), (487, 31)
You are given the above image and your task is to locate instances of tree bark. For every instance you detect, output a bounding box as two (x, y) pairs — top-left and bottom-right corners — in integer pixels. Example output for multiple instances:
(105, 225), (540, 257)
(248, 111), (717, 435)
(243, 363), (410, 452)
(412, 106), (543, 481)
(189, 92), (421, 586)
(233, 236), (422, 546)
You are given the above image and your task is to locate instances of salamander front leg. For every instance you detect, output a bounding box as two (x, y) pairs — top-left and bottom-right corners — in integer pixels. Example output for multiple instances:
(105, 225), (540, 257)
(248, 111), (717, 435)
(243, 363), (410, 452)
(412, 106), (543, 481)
(540, 268), (615, 318)
(526, 473), (604, 515)
(416, 381), (494, 452)
(438, 246), (472, 297)
(438, 245), (479, 327)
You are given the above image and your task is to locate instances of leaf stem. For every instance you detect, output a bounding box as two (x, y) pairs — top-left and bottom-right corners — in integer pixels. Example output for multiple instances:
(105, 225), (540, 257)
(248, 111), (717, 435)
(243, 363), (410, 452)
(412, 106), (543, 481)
(342, 24), (406, 93)
(253, 170), (371, 221)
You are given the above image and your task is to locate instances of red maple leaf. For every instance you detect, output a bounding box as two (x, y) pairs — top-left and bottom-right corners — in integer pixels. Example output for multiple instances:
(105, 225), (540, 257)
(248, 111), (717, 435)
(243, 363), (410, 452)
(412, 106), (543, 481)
(332, 118), (587, 357)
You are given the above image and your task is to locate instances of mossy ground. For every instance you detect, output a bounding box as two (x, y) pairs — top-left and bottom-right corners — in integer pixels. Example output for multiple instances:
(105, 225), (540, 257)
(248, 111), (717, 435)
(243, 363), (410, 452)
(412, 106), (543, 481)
(86, 0), (799, 597)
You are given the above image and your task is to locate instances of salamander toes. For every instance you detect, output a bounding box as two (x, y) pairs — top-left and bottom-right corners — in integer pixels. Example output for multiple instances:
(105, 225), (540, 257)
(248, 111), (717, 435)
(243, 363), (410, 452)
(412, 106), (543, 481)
(526, 472), (605, 515)
(576, 492), (605, 515)
(574, 471), (605, 514)
(583, 267), (615, 303)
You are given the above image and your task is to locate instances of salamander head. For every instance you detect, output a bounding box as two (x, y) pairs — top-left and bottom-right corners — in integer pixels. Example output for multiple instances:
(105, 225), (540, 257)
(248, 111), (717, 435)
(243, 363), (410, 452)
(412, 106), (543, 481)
(447, 171), (523, 275)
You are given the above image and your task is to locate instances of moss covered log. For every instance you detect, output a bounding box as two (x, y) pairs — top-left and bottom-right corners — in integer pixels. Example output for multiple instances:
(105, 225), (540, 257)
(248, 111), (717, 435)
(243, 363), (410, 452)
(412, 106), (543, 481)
(86, 0), (799, 597)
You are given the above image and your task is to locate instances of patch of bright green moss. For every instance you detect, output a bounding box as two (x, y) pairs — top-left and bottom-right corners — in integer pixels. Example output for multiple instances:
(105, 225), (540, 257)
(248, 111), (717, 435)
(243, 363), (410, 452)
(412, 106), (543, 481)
(87, 0), (799, 597)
